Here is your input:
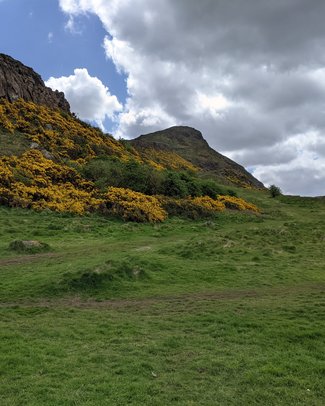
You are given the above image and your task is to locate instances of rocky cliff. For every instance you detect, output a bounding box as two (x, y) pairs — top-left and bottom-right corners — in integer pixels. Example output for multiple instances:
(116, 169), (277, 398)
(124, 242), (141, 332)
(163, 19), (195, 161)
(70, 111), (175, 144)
(0, 53), (70, 112)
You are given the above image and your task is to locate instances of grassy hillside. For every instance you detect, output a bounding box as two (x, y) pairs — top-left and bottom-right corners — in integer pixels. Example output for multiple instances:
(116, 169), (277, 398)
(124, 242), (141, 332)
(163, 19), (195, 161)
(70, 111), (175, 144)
(0, 190), (324, 405)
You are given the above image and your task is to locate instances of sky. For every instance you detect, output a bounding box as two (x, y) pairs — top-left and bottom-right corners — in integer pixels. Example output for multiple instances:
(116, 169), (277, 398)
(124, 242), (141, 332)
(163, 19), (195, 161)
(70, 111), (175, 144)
(1, 0), (325, 196)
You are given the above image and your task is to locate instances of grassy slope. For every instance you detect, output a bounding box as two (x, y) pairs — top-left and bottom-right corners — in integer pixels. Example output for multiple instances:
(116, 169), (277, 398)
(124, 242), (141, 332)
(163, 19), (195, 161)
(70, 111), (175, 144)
(0, 129), (30, 157)
(0, 190), (324, 405)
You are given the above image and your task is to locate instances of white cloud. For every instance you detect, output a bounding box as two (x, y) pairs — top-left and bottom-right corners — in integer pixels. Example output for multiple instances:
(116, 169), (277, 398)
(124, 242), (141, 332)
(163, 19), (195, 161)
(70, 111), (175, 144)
(48, 32), (53, 43)
(251, 132), (325, 196)
(253, 155), (325, 197)
(58, 0), (325, 196)
(46, 68), (122, 130)
(59, 0), (82, 14)
(64, 15), (77, 33)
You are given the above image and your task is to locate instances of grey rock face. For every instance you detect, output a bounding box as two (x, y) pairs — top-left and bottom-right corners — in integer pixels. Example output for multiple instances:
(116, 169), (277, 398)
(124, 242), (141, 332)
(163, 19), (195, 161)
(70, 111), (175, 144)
(0, 53), (70, 112)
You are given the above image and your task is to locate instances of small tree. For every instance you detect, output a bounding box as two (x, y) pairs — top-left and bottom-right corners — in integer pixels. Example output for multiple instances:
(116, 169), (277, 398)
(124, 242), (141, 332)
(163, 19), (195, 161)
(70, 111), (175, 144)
(269, 184), (282, 198)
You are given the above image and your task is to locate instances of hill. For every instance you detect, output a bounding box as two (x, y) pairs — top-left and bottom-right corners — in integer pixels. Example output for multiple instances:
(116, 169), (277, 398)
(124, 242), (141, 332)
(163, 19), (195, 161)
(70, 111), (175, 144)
(0, 54), (263, 189)
(130, 126), (264, 189)
(0, 54), (263, 220)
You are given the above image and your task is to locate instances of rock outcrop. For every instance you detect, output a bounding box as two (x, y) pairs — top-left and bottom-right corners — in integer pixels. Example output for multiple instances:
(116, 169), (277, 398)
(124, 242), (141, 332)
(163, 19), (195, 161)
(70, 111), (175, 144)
(0, 53), (70, 112)
(131, 126), (265, 189)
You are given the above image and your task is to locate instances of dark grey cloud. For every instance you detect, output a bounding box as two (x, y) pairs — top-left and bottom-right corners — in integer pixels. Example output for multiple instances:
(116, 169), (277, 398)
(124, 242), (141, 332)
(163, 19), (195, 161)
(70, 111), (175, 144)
(229, 144), (297, 167)
(59, 0), (325, 195)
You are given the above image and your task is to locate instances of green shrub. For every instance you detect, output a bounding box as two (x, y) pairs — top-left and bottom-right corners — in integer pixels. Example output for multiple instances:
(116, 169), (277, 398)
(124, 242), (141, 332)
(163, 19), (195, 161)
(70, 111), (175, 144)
(82, 157), (236, 200)
(269, 184), (282, 198)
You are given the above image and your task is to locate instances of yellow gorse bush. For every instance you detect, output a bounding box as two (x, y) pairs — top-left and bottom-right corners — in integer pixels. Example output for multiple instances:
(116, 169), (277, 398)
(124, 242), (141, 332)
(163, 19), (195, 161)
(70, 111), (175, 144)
(218, 195), (260, 212)
(0, 98), (196, 172)
(158, 194), (259, 218)
(0, 148), (260, 218)
(0, 98), (135, 162)
(0, 161), (14, 186)
(104, 187), (167, 222)
(158, 195), (225, 219)
(138, 147), (198, 172)
(191, 196), (225, 212)
(0, 150), (102, 214)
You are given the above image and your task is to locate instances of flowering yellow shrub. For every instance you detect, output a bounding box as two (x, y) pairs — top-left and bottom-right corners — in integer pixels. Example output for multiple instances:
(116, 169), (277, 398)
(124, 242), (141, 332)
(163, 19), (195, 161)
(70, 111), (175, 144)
(0, 98), (196, 173)
(0, 102), (15, 132)
(0, 150), (102, 214)
(0, 98), (132, 162)
(137, 147), (198, 172)
(158, 194), (259, 217)
(191, 196), (225, 212)
(0, 161), (14, 187)
(218, 195), (260, 212)
(103, 187), (167, 222)
(158, 195), (225, 219)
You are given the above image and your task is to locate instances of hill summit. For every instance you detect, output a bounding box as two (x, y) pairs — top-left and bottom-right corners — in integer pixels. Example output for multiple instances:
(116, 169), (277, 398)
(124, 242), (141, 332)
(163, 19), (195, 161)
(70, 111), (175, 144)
(0, 53), (70, 112)
(131, 126), (264, 189)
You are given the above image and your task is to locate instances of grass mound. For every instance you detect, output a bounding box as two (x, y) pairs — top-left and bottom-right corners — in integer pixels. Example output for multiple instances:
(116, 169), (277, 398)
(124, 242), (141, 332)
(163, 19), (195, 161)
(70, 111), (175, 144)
(8, 239), (51, 254)
(58, 257), (150, 292)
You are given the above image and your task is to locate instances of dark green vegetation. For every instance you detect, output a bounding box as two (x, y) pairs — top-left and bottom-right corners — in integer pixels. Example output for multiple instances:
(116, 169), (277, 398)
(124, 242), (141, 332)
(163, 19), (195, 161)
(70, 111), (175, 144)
(0, 190), (324, 405)
(269, 184), (282, 198)
(82, 156), (236, 198)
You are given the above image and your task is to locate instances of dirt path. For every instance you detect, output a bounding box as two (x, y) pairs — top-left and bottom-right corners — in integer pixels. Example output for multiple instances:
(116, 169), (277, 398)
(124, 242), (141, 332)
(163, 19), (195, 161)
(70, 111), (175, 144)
(1, 283), (323, 310)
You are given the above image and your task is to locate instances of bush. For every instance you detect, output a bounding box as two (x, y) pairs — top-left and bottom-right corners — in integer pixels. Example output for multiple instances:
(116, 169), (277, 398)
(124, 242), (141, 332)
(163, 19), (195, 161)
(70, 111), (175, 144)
(269, 184), (282, 198)
(162, 171), (189, 197)
(191, 196), (225, 213)
(103, 187), (167, 222)
(82, 157), (166, 195)
(218, 195), (260, 212)
(82, 158), (233, 200)
(158, 195), (225, 219)
(0, 150), (102, 214)
(199, 179), (225, 198)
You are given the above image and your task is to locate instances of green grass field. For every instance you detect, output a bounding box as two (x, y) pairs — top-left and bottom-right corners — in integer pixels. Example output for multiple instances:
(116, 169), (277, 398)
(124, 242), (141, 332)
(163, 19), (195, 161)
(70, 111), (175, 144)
(0, 190), (324, 405)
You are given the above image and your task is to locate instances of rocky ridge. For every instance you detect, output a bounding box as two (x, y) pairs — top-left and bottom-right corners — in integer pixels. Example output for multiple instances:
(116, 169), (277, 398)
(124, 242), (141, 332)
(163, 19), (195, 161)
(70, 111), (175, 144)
(0, 53), (70, 113)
